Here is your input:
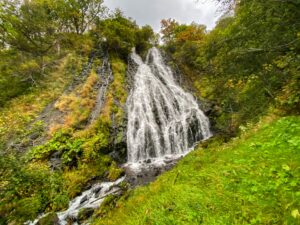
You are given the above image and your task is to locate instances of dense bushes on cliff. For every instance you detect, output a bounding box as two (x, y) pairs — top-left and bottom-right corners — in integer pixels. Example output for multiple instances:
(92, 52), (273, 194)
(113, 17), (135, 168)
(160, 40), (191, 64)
(161, 0), (300, 135)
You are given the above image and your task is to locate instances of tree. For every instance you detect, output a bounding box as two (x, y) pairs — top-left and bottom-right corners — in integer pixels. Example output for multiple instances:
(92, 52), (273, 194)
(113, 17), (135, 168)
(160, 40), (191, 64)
(60, 0), (107, 34)
(0, 0), (61, 55)
(94, 10), (139, 58)
(160, 18), (179, 44)
(135, 25), (156, 54)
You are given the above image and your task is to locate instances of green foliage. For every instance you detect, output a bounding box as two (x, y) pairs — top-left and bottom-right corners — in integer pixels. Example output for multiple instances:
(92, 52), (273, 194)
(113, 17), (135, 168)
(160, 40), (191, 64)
(0, 157), (68, 223)
(78, 117), (111, 161)
(94, 194), (120, 218)
(93, 116), (300, 225)
(0, 0), (106, 54)
(94, 11), (156, 59)
(1, 113), (116, 222)
(1, 0), (60, 55)
(94, 11), (138, 59)
(28, 129), (83, 166)
(78, 208), (95, 223)
(28, 118), (110, 167)
(0, 53), (73, 149)
(58, 0), (106, 34)
(0, 49), (47, 106)
(60, 33), (94, 56)
(36, 212), (59, 225)
(0, 0), (102, 106)
(14, 197), (41, 221)
(135, 25), (157, 56)
(108, 161), (124, 181)
(162, 0), (300, 135)
(0, 3), (146, 223)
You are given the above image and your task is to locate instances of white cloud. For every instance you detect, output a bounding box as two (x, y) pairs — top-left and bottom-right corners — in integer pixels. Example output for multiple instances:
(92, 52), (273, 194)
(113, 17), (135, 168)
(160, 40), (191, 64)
(103, 0), (220, 32)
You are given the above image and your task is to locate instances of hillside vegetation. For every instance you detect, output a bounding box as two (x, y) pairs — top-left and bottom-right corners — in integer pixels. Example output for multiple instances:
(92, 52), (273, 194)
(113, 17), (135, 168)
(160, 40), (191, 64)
(0, 0), (299, 224)
(0, 1), (156, 224)
(91, 0), (300, 224)
(93, 116), (300, 225)
(162, 0), (299, 135)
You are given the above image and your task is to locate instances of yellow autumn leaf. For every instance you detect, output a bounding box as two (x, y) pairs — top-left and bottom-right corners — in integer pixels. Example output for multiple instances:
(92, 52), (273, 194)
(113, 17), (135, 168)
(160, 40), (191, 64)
(282, 164), (290, 171)
(291, 209), (300, 218)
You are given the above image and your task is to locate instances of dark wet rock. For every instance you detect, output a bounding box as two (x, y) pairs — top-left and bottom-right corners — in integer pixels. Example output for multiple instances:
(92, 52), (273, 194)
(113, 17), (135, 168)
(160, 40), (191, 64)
(37, 213), (59, 225)
(124, 157), (181, 187)
(146, 159), (152, 164)
(83, 175), (102, 191)
(49, 159), (62, 171)
(49, 152), (62, 171)
(93, 186), (102, 195)
(109, 141), (127, 164)
(154, 168), (161, 177)
(88, 55), (114, 124)
(29, 132), (40, 140)
(127, 55), (140, 89)
(164, 159), (173, 164)
(78, 208), (95, 223)
(66, 215), (77, 224)
(53, 151), (62, 158)
(80, 195), (88, 205)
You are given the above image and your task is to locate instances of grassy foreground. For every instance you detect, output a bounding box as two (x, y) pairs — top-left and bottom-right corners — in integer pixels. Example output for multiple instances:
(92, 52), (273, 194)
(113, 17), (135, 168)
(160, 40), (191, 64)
(94, 116), (300, 225)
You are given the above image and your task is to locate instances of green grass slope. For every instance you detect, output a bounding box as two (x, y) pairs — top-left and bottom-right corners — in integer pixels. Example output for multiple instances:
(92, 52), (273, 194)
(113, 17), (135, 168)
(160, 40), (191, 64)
(94, 116), (300, 225)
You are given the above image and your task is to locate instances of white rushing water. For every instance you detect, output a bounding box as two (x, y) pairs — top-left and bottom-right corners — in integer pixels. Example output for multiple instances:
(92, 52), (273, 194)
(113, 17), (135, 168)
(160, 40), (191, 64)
(27, 47), (212, 225)
(57, 177), (125, 225)
(27, 177), (125, 225)
(127, 47), (212, 163)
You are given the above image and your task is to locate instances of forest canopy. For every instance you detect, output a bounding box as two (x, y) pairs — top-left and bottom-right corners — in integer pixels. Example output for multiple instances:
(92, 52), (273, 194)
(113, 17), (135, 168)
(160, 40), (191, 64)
(160, 0), (300, 134)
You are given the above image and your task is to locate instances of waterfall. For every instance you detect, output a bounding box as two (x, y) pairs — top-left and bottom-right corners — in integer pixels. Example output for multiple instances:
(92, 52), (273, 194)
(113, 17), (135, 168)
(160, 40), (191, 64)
(127, 47), (212, 163)
(27, 47), (212, 225)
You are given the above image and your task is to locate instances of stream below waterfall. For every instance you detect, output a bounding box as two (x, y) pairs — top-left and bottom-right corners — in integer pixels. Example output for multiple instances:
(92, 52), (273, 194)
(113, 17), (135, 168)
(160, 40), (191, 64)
(27, 47), (212, 225)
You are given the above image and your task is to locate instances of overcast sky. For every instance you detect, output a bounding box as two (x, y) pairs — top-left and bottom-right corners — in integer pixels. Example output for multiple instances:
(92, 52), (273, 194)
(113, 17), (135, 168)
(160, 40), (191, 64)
(103, 0), (220, 32)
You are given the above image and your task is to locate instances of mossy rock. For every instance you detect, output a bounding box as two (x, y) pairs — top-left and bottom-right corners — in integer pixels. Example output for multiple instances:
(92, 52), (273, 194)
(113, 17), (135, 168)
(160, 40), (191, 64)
(78, 207), (95, 223)
(108, 161), (124, 181)
(95, 194), (120, 218)
(37, 213), (59, 225)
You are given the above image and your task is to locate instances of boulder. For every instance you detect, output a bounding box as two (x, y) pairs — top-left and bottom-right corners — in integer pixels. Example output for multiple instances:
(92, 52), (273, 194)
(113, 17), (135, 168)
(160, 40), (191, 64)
(78, 208), (95, 223)
(37, 213), (59, 225)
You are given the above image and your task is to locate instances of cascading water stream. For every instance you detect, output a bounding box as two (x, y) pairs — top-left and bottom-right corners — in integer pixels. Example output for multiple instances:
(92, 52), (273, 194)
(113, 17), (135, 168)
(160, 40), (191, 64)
(27, 177), (125, 225)
(27, 47), (212, 225)
(127, 47), (212, 163)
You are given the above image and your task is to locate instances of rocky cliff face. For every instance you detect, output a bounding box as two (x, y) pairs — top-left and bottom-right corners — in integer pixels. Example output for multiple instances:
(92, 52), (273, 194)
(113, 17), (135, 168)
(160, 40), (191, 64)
(12, 47), (213, 225)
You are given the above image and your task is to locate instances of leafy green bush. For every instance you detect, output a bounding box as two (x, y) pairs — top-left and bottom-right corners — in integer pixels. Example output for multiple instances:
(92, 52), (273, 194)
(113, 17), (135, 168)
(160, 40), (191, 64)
(28, 129), (83, 166)
(0, 157), (68, 223)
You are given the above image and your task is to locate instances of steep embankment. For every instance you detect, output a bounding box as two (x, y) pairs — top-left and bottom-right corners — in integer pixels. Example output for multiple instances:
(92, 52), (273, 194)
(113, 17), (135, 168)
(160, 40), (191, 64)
(0, 54), (74, 151)
(0, 50), (129, 224)
(93, 116), (300, 225)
